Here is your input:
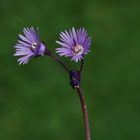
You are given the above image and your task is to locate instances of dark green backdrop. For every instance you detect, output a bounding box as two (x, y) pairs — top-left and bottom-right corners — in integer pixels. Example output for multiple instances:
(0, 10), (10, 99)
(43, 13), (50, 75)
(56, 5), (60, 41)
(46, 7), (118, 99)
(0, 0), (140, 140)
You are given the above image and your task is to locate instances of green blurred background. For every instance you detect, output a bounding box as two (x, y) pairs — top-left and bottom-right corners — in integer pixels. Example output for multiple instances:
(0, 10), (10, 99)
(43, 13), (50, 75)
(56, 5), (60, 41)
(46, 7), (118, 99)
(0, 0), (140, 140)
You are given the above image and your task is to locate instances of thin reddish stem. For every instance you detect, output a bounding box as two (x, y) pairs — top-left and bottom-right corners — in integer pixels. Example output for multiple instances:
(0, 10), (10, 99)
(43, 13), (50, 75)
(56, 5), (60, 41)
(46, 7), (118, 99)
(75, 87), (91, 140)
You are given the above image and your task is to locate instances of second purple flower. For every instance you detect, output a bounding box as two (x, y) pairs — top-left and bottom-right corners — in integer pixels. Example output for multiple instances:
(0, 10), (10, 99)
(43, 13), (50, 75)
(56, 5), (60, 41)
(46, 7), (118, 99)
(56, 27), (92, 62)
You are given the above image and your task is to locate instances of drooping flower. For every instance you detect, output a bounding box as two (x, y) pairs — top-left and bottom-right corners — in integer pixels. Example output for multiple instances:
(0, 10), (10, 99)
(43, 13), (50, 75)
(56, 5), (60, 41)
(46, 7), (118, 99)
(56, 27), (91, 62)
(14, 27), (46, 65)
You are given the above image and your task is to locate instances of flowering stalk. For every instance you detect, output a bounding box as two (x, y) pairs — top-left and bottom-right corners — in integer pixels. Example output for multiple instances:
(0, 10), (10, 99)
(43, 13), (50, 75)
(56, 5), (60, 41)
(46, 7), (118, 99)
(52, 58), (91, 140)
(14, 27), (92, 140)
(55, 27), (92, 139)
(69, 66), (91, 140)
(45, 52), (91, 140)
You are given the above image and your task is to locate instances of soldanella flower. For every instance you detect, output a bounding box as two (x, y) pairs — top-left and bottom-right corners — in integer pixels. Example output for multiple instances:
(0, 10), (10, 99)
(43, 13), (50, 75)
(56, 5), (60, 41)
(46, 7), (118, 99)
(14, 27), (46, 65)
(13, 26), (92, 140)
(56, 27), (91, 62)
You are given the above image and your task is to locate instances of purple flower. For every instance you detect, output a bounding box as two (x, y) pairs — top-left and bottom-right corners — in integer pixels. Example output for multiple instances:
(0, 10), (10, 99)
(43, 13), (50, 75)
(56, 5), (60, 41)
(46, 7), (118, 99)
(14, 27), (46, 65)
(56, 27), (91, 62)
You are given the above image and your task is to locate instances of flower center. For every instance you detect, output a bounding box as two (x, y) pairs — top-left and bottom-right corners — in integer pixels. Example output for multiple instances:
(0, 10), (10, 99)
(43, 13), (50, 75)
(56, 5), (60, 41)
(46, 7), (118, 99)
(72, 44), (84, 55)
(31, 42), (38, 52)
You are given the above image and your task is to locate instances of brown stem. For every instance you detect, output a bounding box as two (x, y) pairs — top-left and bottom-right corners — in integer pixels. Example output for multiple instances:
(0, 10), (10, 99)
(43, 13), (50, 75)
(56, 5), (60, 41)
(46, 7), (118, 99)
(75, 87), (91, 140)
(45, 50), (70, 73)
(50, 54), (70, 73)
(80, 59), (84, 74)
(44, 48), (91, 140)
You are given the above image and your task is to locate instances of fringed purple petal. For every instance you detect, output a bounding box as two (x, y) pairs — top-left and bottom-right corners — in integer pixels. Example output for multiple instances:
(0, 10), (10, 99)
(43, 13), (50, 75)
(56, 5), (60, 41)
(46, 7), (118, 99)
(56, 41), (70, 48)
(17, 55), (33, 65)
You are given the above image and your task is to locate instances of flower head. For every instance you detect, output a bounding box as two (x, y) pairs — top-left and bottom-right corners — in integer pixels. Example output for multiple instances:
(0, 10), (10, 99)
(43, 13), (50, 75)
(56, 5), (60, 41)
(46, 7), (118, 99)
(14, 27), (46, 65)
(56, 27), (91, 62)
